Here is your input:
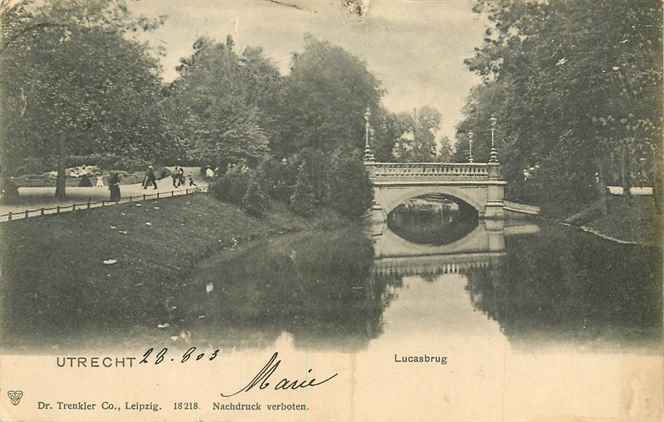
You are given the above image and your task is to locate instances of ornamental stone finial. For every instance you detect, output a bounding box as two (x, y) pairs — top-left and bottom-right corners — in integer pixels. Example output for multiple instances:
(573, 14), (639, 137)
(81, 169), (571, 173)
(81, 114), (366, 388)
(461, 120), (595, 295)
(467, 131), (474, 163)
(364, 107), (375, 163)
(489, 115), (499, 163)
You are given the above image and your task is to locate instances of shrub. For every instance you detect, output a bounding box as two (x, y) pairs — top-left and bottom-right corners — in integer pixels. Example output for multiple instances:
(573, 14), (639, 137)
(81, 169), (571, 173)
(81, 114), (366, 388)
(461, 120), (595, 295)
(296, 148), (329, 205)
(64, 154), (115, 169)
(58, 154), (151, 172)
(14, 157), (46, 176)
(114, 156), (151, 172)
(156, 167), (172, 180)
(242, 176), (270, 217)
(78, 174), (93, 187)
(329, 156), (373, 219)
(211, 168), (251, 206)
(257, 158), (297, 202)
(289, 164), (317, 217)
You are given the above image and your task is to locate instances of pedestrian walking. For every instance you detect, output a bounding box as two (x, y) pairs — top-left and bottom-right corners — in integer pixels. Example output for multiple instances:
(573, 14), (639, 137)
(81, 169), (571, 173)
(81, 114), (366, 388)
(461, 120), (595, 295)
(178, 167), (185, 186)
(188, 175), (197, 186)
(172, 170), (179, 188)
(1, 177), (19, 204)
(144, 165), (157, 190)
(109, 172), (121, 202)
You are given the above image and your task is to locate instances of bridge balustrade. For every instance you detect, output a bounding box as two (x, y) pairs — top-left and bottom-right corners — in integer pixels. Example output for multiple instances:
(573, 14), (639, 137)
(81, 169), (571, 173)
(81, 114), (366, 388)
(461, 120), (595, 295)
(366, 162), (498, 181)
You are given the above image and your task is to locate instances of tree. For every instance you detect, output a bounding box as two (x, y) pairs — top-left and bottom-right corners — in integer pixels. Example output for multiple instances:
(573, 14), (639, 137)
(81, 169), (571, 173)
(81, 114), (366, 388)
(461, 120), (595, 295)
(290, 163), (317, 217)
(275, 34), (383, 156)
(437, 136), (454, 162)
(461, 0), (662, 212)
(369, 107), (404, 162)
(242, 175), (269, 217)
(0, 0), (168, 199)
(294, 148), (329, 205)
(329, 149), (374, 218)
(454, 82), (506, 163)
(393, 106), (442, 162)
(165, 36), (279, 169)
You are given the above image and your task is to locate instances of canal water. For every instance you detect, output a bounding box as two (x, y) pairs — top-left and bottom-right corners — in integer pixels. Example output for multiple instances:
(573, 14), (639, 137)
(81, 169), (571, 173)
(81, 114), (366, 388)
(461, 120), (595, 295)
(0, 200), (661, 420)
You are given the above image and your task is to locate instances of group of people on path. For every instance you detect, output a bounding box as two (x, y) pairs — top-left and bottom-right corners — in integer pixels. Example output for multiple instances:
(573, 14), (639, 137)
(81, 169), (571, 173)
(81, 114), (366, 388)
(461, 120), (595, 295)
(171, 167), (196, 188)
(106, 165), (199, 202)
(139, 165), (199, 191)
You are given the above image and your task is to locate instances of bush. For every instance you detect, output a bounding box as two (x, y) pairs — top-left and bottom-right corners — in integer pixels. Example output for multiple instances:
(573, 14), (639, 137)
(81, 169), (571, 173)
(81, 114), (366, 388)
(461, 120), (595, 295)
(64, 154), (116, 169)
(289, 164), (317, 217)
(58, 154), (151, 172)
(242, 176), (270, 217)
(211, 168), (251, 206)
(296, 148), (329, 205)
(156, 167), (172, 180)
(114, 156), (151, 172)
(14, 157), (47, 176)
(256, 158), (298, 202)
(78, 174), (93, 187)
(329, 156), (373, 219)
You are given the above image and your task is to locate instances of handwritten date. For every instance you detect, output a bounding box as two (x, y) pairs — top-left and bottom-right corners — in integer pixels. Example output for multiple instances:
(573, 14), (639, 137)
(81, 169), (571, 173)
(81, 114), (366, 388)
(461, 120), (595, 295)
(139, 347), (220, 365)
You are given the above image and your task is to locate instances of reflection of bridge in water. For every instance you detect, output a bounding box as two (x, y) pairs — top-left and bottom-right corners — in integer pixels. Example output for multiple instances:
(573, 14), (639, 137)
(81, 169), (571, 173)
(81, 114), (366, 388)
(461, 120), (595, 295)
(371, 220), (539, 276)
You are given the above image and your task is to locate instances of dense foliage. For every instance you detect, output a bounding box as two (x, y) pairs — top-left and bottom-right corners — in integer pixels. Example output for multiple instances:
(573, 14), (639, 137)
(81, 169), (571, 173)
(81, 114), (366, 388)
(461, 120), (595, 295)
(210, 167), (250, 206)
(172, 35), (384, 219)
(456, 0), (662, 213)
(162, 36), (279, 170)
(0, 0), (169, 198)
(241, 175), (270, 217)
(273, 35), (383, 156)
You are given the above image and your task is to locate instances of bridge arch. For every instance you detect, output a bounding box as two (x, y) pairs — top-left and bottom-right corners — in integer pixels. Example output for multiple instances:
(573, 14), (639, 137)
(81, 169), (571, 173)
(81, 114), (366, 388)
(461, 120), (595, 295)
(379, 185), (484, 217)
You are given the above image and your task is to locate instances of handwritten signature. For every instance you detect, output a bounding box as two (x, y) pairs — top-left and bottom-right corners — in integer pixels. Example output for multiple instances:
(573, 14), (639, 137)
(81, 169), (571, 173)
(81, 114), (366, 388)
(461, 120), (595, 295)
(221, 352), (338, 397)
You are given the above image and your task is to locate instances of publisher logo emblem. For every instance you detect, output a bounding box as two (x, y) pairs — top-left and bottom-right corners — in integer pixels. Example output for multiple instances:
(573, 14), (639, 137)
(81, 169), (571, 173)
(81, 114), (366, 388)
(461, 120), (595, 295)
(7, 390), (23, 406)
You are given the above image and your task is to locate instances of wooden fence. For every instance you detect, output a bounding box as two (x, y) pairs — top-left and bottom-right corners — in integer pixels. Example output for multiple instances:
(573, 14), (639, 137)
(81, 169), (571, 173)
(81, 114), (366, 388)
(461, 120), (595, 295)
(0, 186), (209, 223)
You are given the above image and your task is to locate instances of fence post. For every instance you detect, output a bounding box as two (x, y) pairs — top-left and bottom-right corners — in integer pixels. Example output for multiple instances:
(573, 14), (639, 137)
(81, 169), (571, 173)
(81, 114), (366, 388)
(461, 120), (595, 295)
(157, 192), (160, 199)
(24, 210), (28, 219)
(8, 212), (12, 221)
(171, 190), (174, 197)
(186, 188), (189, 195)
(143, 194), (146, 201)
(41, 208), (45, 216)
(72, 204), (76, 212)
(87, 200), (91, 209)
(56, 206), (60, 215)
(101, 201), (105, 207)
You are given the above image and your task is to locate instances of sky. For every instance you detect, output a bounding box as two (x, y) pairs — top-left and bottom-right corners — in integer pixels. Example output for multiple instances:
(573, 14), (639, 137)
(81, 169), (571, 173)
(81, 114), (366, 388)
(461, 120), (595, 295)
(130, 0), (487, 140)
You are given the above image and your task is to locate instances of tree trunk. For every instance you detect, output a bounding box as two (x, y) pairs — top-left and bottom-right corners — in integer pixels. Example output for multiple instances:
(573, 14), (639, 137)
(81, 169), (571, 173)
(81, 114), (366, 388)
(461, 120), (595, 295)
(597, 155), (608, 215)
(622, 140), (632, 204)
(54, 135), (66, 200)
(654, 144), (661, 214)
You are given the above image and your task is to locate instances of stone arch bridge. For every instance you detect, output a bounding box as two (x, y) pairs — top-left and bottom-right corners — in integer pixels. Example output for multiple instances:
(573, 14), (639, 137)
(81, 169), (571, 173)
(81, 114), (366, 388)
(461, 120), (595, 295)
(365, 162), (506, 222)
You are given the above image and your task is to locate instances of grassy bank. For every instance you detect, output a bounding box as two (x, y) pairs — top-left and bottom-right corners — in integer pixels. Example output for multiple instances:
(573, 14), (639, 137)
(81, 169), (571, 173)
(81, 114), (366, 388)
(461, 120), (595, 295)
(0, 193), (347, 348)
(579, 196), (660, 246)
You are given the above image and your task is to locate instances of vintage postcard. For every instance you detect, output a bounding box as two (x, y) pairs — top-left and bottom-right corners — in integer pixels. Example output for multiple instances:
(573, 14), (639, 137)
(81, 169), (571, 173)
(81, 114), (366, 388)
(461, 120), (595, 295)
(0, 0), (662, 421)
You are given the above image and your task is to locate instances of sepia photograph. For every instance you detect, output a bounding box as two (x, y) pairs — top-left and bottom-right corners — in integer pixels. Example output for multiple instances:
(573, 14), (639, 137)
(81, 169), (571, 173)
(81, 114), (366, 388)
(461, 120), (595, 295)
(0, 0), (662, 421)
